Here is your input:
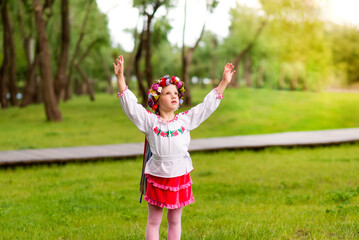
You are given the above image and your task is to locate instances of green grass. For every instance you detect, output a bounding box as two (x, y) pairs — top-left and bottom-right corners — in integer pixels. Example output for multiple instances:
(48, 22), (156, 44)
(1, 87), (359, 150)
(0, 143), (358, 239)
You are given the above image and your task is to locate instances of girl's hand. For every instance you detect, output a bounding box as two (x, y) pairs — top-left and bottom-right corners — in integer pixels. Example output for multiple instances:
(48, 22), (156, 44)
(216, 63), (236, 94)
(113, 55), (124, 78)
(222, 63), (236, 84)
(114, 55), (127, 92)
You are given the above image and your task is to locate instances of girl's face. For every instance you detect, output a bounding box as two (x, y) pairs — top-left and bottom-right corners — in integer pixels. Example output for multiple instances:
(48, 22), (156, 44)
(158, 84), (179, 113)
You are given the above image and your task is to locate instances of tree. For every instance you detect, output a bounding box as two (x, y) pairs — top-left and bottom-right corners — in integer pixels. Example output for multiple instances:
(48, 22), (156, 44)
(133, 0), (172, 106)
(191, 31), (219, 87)
(221, 5), (266, 88)
(182, 0), (218, 105)
(53, 0), (70, 102)
(18, 0), (41, 107)
(0, 0), (18, 108)
(151, 16), (176, 78)
(330, 24), (359, 86)
(259, 0), (332, 91)
(33, 0), (62, 121)
(64, 0), (93, 101)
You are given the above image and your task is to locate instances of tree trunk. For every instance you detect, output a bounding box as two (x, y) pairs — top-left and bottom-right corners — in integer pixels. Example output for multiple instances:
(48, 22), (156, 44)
(257, 65), (264, 88)
(98, 50), (113, 94)
(134, 30), (147, 106)
(74, 39), (99, 99)
(278, 65), (285, 90)
(231, 21), (267, 88)
(64, 0), (93, 101)
(75, 64), (95, 101)
(144, 27), (153, 88)
(8, 4), (18, 106)
(0, 1), (10, 108)
(301, 70), (308, 91)
(182, 51), (192, 105)
(74, 77), (81, 95)
(144, 1), (164, 88)
(211, 35), (218, 88)
(125, 17), (140, 85)
(245, 55), (252, 87)
(21, 51), (40, 107)
(17, 0), (31, 64)
(18, 0), (38, 107)
(291, 65), (298, 91)
(20, 0), (54, 107)
(182, 26), (205, 106)
(181, 0), (205, 105)
(54, 0), (70, 102)
(33, 0), (62, 121)
(1, 1), (18, 106)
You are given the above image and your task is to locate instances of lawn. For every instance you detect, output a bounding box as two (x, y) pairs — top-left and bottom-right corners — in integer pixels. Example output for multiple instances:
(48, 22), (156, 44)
(1, 86), (359, 151)
(0, 143), (358, 239)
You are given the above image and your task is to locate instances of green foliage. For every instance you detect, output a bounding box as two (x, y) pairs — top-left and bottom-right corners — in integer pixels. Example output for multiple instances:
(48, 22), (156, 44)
(0, 143), (358, 239)
(2, 0), (111, 91)
(330, 24), (359, 85)
(152, 41), (181, 79)
(220, 3), (333, 90)
(151, 16), (172, 48)
(191, 31), (220, 81)
(150, 16), (181, 79)
(3, 0), (359, 100)
(260, 0), (319, 18)
(133, 0), (174, 10)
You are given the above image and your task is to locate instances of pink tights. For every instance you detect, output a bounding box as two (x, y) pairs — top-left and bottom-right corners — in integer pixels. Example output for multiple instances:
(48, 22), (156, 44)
(146, 203), (183, 240)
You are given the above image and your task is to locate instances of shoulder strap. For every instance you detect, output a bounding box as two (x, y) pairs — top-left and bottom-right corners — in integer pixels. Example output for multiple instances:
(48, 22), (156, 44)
(140, 137), (152, 203)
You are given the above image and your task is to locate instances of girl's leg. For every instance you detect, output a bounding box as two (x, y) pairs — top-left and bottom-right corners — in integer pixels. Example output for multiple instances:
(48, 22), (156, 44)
(146, 203), (163, 240)
(167, 207), (183, 240)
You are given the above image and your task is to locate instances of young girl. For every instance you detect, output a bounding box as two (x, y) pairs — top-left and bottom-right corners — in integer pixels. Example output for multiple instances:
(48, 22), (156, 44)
(113, 55), (235, 240)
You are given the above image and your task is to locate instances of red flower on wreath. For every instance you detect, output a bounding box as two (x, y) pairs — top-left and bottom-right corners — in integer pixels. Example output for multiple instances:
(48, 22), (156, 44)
(172, 130), (179, 137)
(159, 79), (166, 87)
(152, 104), (158, 110)
(160, 131), (167, 137)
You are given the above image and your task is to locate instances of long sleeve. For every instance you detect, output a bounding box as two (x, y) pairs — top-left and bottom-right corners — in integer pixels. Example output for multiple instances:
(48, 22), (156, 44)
(118, 86), (154, 133)
(181, 88), (223, 131)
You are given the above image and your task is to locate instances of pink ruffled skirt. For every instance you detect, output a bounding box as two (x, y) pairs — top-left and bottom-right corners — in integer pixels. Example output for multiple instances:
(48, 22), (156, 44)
(144, 173), (195, 209)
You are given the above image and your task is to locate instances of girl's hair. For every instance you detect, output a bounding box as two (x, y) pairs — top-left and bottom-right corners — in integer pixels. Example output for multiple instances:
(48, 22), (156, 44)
(147, 75), (185, 114)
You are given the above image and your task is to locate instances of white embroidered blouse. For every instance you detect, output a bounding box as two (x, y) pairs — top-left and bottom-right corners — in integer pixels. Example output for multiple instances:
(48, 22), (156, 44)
(118, 86), (223, 178)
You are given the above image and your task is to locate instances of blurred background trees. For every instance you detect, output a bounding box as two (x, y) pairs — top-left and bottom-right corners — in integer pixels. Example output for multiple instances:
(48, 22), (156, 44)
(0, 0), (359, 121)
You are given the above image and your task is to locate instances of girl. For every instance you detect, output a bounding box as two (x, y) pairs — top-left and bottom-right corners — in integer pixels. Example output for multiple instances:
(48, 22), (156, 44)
(113, 55), (235, 240)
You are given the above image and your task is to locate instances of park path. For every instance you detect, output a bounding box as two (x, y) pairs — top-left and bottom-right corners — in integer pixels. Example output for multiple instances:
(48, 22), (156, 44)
(1, 128), (359, 166)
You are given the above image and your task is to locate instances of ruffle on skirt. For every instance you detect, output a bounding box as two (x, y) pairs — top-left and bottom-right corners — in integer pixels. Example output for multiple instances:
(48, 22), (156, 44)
(144, 173), (195, 209)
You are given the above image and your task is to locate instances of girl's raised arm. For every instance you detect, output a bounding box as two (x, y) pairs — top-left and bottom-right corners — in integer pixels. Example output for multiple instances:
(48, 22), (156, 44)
(216, 63), (236, 95)
(113, 55), (127, 92)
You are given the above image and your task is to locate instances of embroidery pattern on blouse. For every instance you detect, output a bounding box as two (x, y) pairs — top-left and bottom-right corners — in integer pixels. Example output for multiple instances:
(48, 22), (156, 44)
(181, 110), (189, 115)
(214, 87), (223, 99)
(153, 126), (185, 137)
(156, 114), (179, 124)
(117, 85), (129, 98)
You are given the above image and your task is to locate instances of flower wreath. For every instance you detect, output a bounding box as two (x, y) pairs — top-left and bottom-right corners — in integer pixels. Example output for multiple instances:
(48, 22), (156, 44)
(147, 75), (185, 114)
